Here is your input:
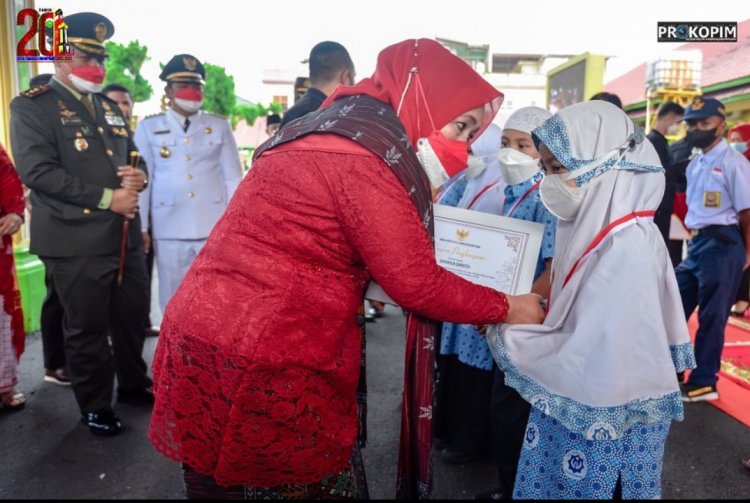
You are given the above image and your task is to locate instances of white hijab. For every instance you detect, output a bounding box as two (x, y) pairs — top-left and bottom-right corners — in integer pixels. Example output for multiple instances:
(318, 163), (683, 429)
(457, 124), (506, 213)
(487, 101), (695, 440)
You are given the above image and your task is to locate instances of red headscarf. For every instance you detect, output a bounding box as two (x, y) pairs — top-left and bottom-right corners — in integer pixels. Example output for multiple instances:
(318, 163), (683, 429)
(322, 38), (503, 148)
(729, 123), (750, 160)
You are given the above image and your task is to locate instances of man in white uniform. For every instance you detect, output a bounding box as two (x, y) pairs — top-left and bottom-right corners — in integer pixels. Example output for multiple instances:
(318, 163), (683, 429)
(135, 54), (242, 312)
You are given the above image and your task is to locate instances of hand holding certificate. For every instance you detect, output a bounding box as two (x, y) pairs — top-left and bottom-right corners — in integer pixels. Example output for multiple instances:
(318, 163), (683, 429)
(434, 204), (546, 325)
(433, 204), (544, 295)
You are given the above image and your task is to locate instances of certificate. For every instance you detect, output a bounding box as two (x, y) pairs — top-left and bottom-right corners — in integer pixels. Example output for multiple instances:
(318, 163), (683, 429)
(433, 204), (544, 295)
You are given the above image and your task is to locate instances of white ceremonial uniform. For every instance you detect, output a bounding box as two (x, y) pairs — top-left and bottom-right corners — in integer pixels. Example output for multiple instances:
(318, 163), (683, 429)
(135, 108), (242, 311)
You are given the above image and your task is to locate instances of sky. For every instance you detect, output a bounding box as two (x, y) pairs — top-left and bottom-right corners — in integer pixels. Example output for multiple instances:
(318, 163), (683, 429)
(28, 0), (750, 114)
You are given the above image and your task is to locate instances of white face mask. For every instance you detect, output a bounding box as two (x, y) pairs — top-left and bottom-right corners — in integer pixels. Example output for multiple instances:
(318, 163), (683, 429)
(174, 98), (204, 114)
(69, 74), (103, 94)
(539, 172), (584, 221)
(498, 148), (541, 185)
(667, 123), (680, 136)
(464, 155), (486, 179)
(416, 137), (450, 189)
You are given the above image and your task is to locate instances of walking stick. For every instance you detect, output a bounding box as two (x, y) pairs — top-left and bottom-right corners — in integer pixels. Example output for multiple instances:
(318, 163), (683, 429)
(117, 151), (140, 286)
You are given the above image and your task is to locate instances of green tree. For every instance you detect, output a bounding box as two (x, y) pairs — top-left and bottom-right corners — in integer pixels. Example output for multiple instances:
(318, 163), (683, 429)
(203, 63), (236, 116)
(103, 40), (153, 102)
(230, 102), (286, 129)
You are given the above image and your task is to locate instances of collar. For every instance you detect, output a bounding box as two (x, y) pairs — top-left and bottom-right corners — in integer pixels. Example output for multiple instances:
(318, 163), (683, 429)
(305, 87), (327, 103)
(167, 107), (200, 127)
(698, 139), (728, 165)
(52, 75), (83, 100)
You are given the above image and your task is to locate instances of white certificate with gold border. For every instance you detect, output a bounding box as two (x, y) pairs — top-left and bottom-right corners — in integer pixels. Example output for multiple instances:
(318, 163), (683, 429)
(433, 204), (544, 295)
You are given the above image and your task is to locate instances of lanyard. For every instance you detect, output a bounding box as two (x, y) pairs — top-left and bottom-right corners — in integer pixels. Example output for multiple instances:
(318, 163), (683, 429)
(546, 210), (656, 313)
(466, 181), (500, 210)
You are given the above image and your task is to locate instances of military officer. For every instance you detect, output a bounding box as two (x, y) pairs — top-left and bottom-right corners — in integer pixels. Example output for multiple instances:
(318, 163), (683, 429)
(676, 97), (750, 402)
(135, 54), (242, 312)
(10, 12), (153, 436)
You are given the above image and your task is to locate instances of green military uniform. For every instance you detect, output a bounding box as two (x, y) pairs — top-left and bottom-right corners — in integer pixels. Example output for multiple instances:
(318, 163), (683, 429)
(9, 13), (152, 420)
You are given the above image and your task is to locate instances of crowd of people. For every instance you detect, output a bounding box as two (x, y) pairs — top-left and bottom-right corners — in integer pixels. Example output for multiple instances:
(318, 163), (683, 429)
(2, 8), (750, 500)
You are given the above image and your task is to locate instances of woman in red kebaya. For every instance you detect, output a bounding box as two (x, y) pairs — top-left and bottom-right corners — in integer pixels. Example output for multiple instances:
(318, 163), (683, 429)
(148, 39), (545, 500)
(0, 144), (27, 412)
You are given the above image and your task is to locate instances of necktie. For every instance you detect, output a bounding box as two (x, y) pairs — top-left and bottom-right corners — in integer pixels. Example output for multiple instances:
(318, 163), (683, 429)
(184, 118), (190, 133)
(80, 94), (96, 119)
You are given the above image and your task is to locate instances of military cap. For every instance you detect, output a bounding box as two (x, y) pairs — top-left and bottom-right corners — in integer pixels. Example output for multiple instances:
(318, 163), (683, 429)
(266, 114), (281, 126)
(159, 54), (206, 84)
(683, 97), (725, 121)
(45, 11), (114, 57)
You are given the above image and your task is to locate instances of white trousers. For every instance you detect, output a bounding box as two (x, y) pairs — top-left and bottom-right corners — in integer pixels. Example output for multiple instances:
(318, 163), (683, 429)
(153, 239), (207, 313)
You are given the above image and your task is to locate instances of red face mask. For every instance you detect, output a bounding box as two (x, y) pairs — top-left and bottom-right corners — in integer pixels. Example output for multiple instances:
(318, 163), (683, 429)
(70, 65), (106, 84)
(426, 130), (469, 177)
(174, 87), (204, 102)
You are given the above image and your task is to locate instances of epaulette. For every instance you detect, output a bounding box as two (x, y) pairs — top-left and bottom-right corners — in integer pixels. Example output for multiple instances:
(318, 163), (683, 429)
(203, 111), (227, 119)
(20, 85), (51, 99)
(142, 112), (166, 121)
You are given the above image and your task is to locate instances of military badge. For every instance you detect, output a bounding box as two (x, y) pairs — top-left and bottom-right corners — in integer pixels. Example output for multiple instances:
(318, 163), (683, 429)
(104, 113), (126, 126)
(74, 138), (89, 152)
(95, 22), (108, 42)
(184, 56), (198, 71)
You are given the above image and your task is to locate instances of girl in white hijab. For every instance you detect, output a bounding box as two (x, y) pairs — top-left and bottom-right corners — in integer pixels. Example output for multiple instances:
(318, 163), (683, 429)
(487, 101), (695, 499)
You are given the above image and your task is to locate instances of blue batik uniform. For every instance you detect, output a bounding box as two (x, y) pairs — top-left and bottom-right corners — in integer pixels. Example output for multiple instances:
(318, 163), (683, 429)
(502, 171), (557, 277)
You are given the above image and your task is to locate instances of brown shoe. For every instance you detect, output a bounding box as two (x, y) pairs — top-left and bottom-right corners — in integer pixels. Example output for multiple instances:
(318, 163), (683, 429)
(44, 367), (71, 386)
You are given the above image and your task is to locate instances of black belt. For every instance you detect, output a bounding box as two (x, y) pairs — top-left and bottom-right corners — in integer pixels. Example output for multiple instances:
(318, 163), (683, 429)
(694, 224), (740, 245)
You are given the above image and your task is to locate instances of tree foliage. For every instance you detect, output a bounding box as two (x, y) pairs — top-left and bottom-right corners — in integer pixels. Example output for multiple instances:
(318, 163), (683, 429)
(230, 102), (284, 128)
(103, 40), (153, 102)
(203, 63), (236, 117)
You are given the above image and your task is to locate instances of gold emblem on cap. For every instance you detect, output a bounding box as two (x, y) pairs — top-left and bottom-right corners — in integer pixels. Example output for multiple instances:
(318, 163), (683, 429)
(74, 138), (89, 152)
(160, 146), (171, 158)
(692, 98), (704, 110)
(95, 22), (108, 42)
(183, 56), (198, 71)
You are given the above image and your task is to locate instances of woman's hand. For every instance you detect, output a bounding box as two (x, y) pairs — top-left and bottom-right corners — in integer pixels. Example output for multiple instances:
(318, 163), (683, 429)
(505, 293), (545, 325)
(0, 213), (23, 236)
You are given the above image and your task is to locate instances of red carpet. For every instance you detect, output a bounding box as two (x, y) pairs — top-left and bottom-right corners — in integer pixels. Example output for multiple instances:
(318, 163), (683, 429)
(687, 313), (750, 427)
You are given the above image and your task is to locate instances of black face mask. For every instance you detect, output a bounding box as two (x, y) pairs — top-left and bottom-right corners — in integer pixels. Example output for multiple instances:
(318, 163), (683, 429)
(686, 127), (718, 149)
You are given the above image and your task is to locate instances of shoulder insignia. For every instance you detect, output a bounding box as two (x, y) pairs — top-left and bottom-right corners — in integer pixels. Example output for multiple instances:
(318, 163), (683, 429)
(20, 85), (51, 99)
(204, 111), (227, 120)
(142, 112), (166, 120)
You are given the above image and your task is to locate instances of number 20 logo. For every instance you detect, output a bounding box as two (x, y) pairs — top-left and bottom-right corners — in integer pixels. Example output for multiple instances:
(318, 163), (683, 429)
(16, 8), (72, 58)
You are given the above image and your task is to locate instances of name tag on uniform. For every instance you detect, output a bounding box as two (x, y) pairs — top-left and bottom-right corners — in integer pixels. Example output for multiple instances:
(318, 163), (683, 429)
(105, 113), (126, 126)
(60, 116), (83, 126)
(704, 191), (721, 208)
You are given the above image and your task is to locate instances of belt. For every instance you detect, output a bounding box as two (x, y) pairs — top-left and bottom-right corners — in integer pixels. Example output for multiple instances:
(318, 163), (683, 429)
(692, 224), (739, 245)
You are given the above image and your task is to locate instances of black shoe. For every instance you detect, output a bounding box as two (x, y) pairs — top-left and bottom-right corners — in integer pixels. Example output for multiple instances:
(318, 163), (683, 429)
(475, 487), (504, 500)
(117, 386), (155, 404)
(81, 408), (124, 436)
(676, 371), (685, 383)
(680, 382), (719, 402)
(440, 446), (479, 464)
